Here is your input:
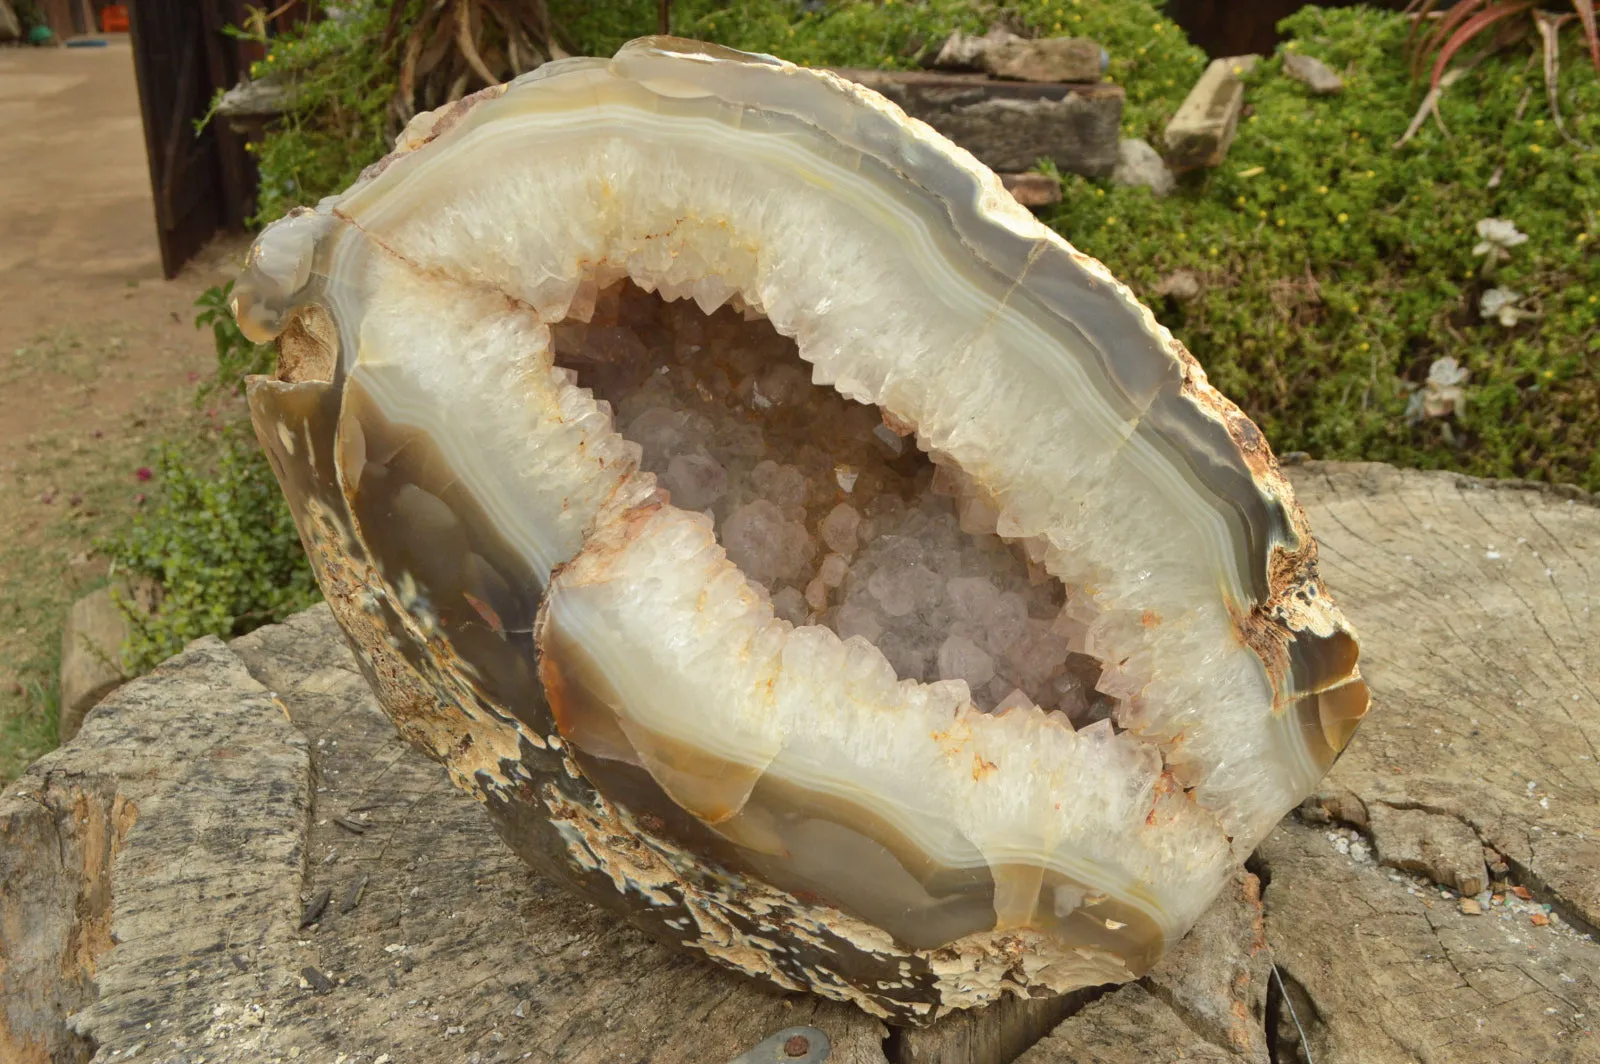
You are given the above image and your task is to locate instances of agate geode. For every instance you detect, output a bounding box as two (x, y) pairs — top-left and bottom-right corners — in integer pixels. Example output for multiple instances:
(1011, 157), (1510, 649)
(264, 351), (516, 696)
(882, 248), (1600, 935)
(234, 37), (1369, 1024)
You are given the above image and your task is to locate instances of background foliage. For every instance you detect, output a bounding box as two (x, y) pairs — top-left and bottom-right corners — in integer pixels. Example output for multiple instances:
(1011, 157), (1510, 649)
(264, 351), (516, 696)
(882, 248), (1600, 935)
(109, 433), (320, 673)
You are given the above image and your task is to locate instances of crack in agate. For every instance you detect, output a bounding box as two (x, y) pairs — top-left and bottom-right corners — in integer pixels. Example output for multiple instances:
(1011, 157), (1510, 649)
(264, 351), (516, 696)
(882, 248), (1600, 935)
(235, 36), (1369, 1023)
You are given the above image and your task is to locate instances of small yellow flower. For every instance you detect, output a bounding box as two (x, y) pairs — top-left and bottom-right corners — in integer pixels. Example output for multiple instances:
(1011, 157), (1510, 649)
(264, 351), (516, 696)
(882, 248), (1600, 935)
(1236, 195), (1247, 206)
(1544, 369), (1555, 378)
(1248, 114), (1258, 123)
(1359, 341), (1370, 351)
(1177, 231), (1188, 240)
(1352, 304), (1361, 314)
(1338, 212), (1349, 223)
(1366, 169), (1375, 178)
(1208, 246), (1219, 256)
(1258, 210), (1268, 219)
(1535, 118), (1544, 127)
(1530, 144), (1543, 154)
(1317, 185), (1328, 194)
(1278, 183), (1287, 191)
(1105, 216), (1117, 226)
(1276, 217), (1286, 227)
(1096, 187), (1105, 197)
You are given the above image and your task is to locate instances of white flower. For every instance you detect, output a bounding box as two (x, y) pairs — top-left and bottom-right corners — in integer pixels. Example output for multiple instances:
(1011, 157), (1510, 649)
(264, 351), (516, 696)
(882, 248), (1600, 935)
(1472, 218), (1528, 259)
(1406, 357), (1470, 422)
(1479, 286), (1527, 326)
(1427, 356), (1469, 389)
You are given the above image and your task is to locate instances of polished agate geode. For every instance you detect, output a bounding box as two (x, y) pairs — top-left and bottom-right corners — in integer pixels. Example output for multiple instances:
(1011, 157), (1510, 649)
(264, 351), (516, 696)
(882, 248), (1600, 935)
(233, 37), (1369, 1024)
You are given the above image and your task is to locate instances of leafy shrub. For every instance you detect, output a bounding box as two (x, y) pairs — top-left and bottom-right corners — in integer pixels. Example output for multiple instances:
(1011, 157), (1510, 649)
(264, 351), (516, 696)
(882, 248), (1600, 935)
(106, 285), (316, 673)
(109, 434), (319, 674)
(242, 2), (406, 225)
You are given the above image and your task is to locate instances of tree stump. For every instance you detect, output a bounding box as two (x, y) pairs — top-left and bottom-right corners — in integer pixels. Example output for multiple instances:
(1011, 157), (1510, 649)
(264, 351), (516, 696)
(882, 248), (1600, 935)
(3, 462), (1597, 1064)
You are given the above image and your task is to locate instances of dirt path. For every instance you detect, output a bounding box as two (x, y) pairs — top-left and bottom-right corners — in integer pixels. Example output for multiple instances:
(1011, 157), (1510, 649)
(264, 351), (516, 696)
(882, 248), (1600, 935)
(0, 37), (249, 779)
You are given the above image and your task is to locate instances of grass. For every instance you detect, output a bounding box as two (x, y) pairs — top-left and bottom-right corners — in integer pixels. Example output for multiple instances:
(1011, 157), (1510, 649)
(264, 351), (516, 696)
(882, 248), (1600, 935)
(0, 330), (225, 781)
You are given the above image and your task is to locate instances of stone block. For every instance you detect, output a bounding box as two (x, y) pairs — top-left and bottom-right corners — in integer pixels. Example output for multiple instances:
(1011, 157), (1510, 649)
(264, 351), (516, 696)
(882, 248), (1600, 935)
(837, 68), (1122, 177)
(1283, 51), (1343, 95)
(982, 36), (1105, 83)
(57, 586), (130, 743)
(1163, 55), (1258, 171)
(1111, 137), (1175, 196)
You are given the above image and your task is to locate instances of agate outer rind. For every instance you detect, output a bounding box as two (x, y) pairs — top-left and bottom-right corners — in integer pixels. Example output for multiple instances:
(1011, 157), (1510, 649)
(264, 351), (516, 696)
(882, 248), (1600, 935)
(236, 36), (1369, 1024)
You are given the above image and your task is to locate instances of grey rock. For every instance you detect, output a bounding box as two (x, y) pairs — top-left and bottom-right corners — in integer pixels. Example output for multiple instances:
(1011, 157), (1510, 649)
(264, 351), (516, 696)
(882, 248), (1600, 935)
(982, 37), (1105, 84)
(840, 68), (1122, 177)
(1111, 137), (1175, 196)
(57, 586), (131, 743)
(1164, 55), (1259, 171)
(1, 637), (310, 1064)
(934, 25), (1019, 70)
(1283, 51), (1344, 95)
(215, 76), (294, 120)
(935, 27), (1105, 83)
(1152, 268), (1202, 302)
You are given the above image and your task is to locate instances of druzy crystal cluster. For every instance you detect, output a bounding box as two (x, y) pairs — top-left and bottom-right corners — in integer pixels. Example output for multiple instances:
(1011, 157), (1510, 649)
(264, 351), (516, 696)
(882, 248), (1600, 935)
(234, 37), (1369, 1024)
(553, 285), (1111, 724)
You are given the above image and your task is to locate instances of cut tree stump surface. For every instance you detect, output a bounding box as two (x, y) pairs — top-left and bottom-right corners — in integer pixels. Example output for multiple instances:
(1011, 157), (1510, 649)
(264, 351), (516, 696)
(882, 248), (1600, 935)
(2, 462), (1597, 1064)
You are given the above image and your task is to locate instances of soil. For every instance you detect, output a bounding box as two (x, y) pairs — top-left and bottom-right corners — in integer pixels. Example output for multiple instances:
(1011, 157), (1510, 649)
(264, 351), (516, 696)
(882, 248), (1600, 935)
(0, 36), (249, 780)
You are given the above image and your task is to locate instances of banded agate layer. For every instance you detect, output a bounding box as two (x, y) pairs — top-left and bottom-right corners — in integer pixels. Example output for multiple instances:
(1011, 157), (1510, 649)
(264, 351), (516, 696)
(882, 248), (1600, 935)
(234, 36), (1368, 1023)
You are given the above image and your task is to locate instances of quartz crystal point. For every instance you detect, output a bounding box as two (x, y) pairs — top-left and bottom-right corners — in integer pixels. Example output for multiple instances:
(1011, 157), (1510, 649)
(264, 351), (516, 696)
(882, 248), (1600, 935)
(233, 37), (1369, 1024)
